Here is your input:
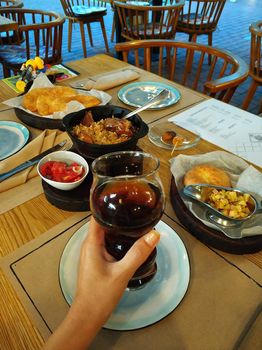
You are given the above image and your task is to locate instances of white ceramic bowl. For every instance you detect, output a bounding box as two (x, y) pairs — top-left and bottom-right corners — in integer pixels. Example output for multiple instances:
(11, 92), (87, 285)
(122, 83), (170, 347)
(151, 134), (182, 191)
(37, 151), (89, 191)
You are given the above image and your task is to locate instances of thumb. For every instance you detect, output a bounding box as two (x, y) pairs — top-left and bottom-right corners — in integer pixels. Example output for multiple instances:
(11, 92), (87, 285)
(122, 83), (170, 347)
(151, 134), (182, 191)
(119, 230), (160, 277)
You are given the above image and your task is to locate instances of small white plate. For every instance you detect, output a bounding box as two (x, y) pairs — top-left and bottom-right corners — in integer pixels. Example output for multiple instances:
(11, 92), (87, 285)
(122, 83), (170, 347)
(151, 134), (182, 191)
(118, 82), (181, 110)
(59, 220), (190, 330)
(148, 121), (200, 150)
(0, 121), (29, 160)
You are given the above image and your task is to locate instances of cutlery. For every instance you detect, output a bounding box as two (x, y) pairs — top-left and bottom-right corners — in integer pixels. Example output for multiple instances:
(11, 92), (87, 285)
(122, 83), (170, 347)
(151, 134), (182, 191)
(183, 184), (262, 225)
(0, 140), (69, 182)
(183, 184), (262, 240)
(122, 88), (170, 119)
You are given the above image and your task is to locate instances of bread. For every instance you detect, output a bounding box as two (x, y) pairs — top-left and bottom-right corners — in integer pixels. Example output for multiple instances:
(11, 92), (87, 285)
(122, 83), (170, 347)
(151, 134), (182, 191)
(183, 164), (231, 187)
(22, 86), (100, 116)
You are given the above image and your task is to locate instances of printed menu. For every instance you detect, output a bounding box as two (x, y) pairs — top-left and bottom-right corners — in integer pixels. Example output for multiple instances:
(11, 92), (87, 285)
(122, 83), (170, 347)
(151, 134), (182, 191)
(168, 99), (262, 167)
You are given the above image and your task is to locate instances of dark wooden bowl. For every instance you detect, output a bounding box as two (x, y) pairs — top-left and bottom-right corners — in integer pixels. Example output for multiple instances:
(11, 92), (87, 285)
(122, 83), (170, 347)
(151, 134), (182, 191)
(170, 176), (262, 254)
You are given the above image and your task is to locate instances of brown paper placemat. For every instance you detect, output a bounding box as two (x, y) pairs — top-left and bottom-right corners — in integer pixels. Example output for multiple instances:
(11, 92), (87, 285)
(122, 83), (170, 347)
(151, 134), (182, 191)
(1, 213), (262, 350)
(0, 109), (70, 214)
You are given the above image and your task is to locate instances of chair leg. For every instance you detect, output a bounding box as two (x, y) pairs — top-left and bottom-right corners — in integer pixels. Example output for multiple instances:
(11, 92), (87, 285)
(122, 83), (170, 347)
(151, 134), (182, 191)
(3, 65), (11, 78)
(68, 20), (72, 52)
(86, 23), (94, 47)
(100, 18), (109, 53)
(242, 79), (258, 110)
(208, 33), (212, 65)
(187, 33), (197, 73)
(111, 14), (115, 42)
(79, 22), (87, 58)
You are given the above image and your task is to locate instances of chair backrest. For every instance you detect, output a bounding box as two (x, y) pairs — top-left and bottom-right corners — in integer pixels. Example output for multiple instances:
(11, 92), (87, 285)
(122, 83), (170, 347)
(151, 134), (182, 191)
(177, 0), (226, 34)
(0, 0), (23, 8)
(114, 0), (185, 40)
(0, 8), (65, 65)
(115, 39), (248, 102)
(60, 0), (108, 18)
(249, 20), (262, 83)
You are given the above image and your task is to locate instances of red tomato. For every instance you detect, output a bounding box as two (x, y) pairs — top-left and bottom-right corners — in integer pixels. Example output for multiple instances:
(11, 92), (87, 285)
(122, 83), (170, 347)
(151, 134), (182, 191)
(40, 161), (85, 183)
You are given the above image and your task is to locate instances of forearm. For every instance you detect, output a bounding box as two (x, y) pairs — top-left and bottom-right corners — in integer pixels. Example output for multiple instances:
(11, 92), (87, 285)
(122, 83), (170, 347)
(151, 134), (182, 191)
(43, 299), (109, 350)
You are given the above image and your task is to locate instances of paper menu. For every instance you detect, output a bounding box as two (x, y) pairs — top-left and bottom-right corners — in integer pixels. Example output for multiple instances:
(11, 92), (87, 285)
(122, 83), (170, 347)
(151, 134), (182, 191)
(168, 99), (262, 168)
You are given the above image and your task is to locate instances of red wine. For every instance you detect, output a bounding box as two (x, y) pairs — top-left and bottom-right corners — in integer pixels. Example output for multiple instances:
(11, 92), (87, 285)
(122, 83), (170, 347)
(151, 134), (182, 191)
(91, 179), (164, 288)
(91, 179), (164, 238)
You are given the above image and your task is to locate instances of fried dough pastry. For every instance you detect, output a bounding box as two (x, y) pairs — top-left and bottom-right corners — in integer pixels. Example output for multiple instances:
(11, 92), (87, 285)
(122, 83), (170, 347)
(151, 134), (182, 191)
(22, 86), (101, 116)
(66, 95), (101, 108)
(183, 164), (231, 188)
(23, 87), (50, 112)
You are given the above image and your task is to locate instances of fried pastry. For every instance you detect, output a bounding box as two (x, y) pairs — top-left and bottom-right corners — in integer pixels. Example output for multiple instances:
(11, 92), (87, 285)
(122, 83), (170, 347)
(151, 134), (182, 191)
(184, 164), (231, 187)
(66, 95), (101, 108)
(22, 86), (101, 116)
(23, 87), (50, 112)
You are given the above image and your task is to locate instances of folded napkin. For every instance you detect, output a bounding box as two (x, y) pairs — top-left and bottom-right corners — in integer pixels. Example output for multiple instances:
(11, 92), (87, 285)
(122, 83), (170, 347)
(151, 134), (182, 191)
(72, 69), (140, 91)
(170, 150), (262, 238)
(0, 130), (70, 193)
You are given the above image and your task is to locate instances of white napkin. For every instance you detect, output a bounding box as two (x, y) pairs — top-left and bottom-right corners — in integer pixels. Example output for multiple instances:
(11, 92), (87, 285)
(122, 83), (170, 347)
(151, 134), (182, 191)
(3, 73), (112, 120)
(71, 69), (140, 91)
(170, 150), (262, 238)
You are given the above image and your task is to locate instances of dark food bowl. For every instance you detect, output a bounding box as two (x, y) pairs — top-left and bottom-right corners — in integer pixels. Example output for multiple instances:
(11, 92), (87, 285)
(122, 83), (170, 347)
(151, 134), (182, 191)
(62, 105), (149, 159)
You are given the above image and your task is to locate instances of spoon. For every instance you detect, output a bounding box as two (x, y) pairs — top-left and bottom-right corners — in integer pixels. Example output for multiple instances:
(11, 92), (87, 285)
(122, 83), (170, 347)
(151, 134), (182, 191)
(182, 184), (262, 226)
(122, 88), (170, 119)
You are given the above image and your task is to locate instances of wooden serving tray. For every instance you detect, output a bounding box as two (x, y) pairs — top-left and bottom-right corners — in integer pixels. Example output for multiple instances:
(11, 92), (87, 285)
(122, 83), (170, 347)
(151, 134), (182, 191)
(42, 172), (93, 212)
(170, 177), (262, 254)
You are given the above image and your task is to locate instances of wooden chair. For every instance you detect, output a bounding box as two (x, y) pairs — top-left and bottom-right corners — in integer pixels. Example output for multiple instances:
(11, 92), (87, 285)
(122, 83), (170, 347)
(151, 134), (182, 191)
(0, 0), (23, 8)
(242, 20), (262, 114)
(0, 0), (23, 44)
(176, 0), (226, 61)
(115, 39), (249, 103)
(0, 8), (65, 77)
(59, 0), (109, 58)
(114, 0), (185, 41)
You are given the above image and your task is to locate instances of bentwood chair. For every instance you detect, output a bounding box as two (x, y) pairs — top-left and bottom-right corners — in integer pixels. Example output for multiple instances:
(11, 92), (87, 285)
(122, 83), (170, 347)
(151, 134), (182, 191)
(0, 8), (65, 77)
(60, 0), (109, 58)
(114, 0), (185, 41)
(176, 0), (225, 64)
(0, 0), (23, 44)
(0, 0), (23, 8)
(115, 40), (249, 103)
(242, 20), (262, 114)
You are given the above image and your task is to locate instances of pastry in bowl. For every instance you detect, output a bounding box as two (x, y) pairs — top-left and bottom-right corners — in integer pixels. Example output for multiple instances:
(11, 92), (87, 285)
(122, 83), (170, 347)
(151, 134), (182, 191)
(183, 164), (231, 187)
(22, 86), (101, 116)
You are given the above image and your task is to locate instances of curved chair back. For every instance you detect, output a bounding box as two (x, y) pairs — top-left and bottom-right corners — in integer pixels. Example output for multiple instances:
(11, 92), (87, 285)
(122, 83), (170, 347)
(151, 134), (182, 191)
(59, 0), (109, 57)
(114, 0), (185, 41)
(60, 0), (107, 19)
(115, 39), (249, 103)
(0, 8), (65, 76)
(177, 0), (226, 36)
(0, 0), (23, 8)
(242, 20), (262, 113)
(249, 20), (262, 83)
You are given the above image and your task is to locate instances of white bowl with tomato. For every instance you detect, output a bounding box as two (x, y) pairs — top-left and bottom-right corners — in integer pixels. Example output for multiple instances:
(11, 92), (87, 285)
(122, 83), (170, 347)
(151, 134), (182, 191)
(37, 151), (88, 191)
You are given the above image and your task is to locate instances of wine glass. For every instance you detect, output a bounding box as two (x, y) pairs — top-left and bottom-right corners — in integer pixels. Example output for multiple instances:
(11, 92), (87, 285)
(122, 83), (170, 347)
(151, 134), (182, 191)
(90, 151), (165, 289)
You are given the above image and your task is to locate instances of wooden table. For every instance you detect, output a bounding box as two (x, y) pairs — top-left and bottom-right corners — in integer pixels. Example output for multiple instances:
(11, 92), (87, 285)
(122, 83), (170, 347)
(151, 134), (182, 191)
(0, 54), (261, 350)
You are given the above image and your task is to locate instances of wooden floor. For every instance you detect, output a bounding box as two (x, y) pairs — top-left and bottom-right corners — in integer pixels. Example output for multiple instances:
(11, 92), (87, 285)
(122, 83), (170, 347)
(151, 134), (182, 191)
(1, 0), (261, 115)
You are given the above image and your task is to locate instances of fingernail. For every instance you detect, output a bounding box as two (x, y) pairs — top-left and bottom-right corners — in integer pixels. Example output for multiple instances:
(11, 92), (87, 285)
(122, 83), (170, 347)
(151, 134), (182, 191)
(144, 230), (160, 247)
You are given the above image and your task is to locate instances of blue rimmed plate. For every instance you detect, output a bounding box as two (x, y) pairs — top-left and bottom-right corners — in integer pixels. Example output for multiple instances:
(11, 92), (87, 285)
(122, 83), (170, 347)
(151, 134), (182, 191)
(59, 220), (190, 330)
(118, 82), (181, 110)
(0, 121), (30, 160)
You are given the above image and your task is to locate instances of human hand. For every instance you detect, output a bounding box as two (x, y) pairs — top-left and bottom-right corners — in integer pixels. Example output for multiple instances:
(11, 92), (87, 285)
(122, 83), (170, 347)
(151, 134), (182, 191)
(43, 217), (160, 350)
(73, 216), (160, 323)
